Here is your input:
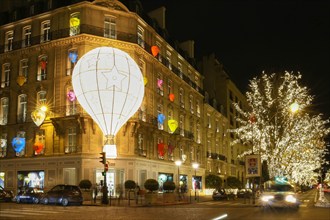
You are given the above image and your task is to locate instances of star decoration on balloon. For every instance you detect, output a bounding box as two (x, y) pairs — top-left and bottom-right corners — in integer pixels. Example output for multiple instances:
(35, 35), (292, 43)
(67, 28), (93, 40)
(102, 67), (127, 91)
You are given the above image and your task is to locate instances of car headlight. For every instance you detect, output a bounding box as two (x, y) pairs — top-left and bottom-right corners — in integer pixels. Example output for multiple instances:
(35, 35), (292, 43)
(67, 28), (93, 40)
(285, 195), (297, 203)
(261, 195), (274, 202)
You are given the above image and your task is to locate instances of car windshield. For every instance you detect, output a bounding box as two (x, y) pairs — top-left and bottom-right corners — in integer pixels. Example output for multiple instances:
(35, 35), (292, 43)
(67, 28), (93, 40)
(267, 184), (294, 192)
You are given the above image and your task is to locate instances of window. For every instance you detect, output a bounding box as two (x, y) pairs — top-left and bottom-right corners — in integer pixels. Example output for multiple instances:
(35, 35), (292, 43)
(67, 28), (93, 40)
(0, 97), (9, 125)
(66, 87), (77, 116)
(66, 127), (77, 153)
(157, 103), (164, 130)
(37, 90), (47, 109)
(35, 129), (45, 155)
(179, 115), (184, 136)
(22, 26), (31, 47)
(1, 63), (10, 88)
(179, 88), (184, 108)
(137, 25), (145, 48)
(196, 122), (201, 144)
(167, 79), (172, 95)
(196, 100), (200, 117)
(67, 49), (78, 75)
(194, 75), (199, 91)
(104, 16), (116, 39)
(189, 95), (194, 114)
(178, 62), (183, 78)
(207, 114), (211, 128)
(19, 59), (28, 84)
(15, 131), (26, 157)
(17, 94), (27, 123)
(157, 73), (163, 96)
(166, 51), (172, 70)
(5, 31), (13, 52)
(156, 41), (162, 62)
(70, 13), (80, 36)
(40, 20), (50, 43)
(0, 133), (7, 157)
(37, 55), (47, 81)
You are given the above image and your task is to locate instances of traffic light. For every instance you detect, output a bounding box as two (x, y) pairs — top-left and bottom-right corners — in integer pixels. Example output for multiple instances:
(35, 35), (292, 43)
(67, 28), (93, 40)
(99, 152), (106, 165)
(104, 163), (109, 172)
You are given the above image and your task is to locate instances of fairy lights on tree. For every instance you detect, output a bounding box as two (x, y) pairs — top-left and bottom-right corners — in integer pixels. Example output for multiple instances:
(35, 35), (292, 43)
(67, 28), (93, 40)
(231, 71), (330, 185)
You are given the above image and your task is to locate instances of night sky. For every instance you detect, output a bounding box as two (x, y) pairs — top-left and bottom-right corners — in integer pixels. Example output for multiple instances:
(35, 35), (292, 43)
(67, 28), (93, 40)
(139, 0), (330, 119)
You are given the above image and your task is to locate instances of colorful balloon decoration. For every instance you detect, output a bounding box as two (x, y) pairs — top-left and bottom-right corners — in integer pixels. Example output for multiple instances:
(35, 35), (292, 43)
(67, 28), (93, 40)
(31, 109), (46, 127)
(168, 119), (178, 133)
(70, 17), (80, 27)
(169, 93), (175, 102)
(69, 52), (78, 63)
(157, 79), (163, 88)
(143, 77), (148, 86)
(67, 90), (76, 102)
(33, 142), (44, 154)
(16, 75), (27, 86)
(168, 143), (175, 155)
(72, 47), (145, 159)
(151, 45), (160, 57)
(157, 114), (165, 124)
(12, 137), (25, 153)
(40, 60), (47, 70)
(157, 143), (165, 157)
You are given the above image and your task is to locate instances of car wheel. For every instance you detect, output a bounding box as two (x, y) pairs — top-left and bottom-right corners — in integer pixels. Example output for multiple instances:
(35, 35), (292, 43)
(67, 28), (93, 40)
(61, 198), (69, 206)
(43, 198), (49, 205)
(33, 198), (39, 204)
(16, 198), (21, 204)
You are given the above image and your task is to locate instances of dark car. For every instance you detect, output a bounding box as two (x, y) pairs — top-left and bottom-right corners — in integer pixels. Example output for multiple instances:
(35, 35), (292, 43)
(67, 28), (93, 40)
(15, 187), (44, 204)
(0, 186), (14, 202)
(212, 188), (228, 200)
(237, 188), (252, 198)
(41, 184), (83, 206)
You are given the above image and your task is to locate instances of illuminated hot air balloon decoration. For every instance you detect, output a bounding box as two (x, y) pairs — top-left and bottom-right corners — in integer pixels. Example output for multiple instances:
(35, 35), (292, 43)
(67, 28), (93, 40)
(69, 51), (78, 63)
(12, 137), (25, 156)
(168, 119), (178, 133)
(67, 90), (76, 102)
(33, 142), (44, 155)
(169, 93), (175, 102)
(31, 109), (46, 127)
(72, 47), (145, 158)
(151, 45), (160, 57)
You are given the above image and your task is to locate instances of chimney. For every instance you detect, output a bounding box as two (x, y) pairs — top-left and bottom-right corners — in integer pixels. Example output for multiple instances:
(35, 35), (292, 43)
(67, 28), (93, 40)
(179, 40), (195, 59)
(147, 6), (166, 29)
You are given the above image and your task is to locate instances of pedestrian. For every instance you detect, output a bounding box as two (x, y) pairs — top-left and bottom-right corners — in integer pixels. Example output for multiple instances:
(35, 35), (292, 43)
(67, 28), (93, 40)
(135, 185), (140, 204)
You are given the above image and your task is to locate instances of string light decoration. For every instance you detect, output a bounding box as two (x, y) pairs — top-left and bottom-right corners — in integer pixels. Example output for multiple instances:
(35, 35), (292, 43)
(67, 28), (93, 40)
(230, 71), (330, 185)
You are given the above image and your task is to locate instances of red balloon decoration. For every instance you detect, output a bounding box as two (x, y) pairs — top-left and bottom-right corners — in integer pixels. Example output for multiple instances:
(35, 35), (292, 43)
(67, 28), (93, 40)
(157, 143), (165, 157)
(151, 45), (160, 57)
(33, 142), (44, 154)
(40, 60), (47, 70)
(169, 93), (175, 102)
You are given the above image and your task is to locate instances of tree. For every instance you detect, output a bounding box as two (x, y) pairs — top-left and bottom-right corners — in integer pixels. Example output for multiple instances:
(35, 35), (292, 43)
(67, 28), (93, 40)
(226, 176), (242, 189)
(78, 179), (92, 191)
(231, 71), (330, 185)
(144, 179), (159, 193)
(205, 174), (222, 188)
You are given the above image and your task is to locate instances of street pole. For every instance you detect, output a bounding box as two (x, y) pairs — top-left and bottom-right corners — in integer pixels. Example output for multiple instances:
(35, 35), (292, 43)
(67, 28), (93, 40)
(192, 162), (199, 201)
(102, 164), (109, 205)
(175, 160), (182, 201)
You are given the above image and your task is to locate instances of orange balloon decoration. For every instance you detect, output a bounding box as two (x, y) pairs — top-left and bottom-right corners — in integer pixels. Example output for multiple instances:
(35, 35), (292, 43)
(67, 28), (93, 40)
(169, 93), (175, 102)
(151, 45), (160, 57)
(16, 75), (27, 86)
(33, 142), (44, 154)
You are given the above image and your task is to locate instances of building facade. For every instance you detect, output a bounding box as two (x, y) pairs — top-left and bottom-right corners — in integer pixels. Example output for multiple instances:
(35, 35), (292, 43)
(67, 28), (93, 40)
(0, 0), (243, 195)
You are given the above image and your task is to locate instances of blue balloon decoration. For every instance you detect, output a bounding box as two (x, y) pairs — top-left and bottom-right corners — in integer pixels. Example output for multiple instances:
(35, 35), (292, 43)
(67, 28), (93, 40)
(12, 137), (26, 153)
(69, 52), (78, 63)
(157, 114), (165, 124)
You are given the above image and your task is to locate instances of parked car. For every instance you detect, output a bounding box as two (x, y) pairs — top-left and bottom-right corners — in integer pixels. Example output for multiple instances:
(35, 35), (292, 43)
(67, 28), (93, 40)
(15, 187), (44, 204)
(0, 186), (14, 202)
(237, 188), (252, 198)
(41, 184), (83, 206)
(260, 180), (300, 210)
(212, 188), (228, 200)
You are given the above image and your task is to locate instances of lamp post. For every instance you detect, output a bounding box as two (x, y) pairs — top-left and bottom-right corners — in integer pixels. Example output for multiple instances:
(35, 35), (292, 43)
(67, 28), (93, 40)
(175, 160), (182, 197)
(192, 162), (199, 201)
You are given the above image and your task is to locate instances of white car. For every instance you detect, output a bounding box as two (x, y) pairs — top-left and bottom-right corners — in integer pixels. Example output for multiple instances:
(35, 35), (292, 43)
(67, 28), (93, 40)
(260, 180), (300, 210)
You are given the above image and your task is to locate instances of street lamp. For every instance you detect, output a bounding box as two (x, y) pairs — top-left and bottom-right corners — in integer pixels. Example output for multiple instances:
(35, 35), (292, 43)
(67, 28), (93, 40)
(192, 162), (199, 200)
(175, 160), (182, 195)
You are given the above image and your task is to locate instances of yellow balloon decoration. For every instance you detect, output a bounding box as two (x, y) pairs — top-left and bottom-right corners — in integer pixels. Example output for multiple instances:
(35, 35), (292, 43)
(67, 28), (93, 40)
(143, 77), (148, 86)
(70, 17), (80, 27)
(168, 119), (178, 133)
